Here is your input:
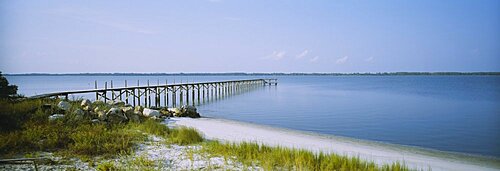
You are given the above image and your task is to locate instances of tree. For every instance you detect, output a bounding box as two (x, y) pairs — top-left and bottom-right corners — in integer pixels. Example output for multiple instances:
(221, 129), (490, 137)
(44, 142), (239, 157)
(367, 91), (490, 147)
(0, 72), (18, 98)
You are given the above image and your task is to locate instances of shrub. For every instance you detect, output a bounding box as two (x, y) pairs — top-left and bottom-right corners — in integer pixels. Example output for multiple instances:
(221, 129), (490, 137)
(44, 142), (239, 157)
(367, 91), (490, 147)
(0, 71), (18, 99)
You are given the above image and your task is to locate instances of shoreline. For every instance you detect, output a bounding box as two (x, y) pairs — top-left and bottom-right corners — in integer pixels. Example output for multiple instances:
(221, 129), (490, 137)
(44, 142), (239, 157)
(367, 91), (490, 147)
(168, 117), (500, 171)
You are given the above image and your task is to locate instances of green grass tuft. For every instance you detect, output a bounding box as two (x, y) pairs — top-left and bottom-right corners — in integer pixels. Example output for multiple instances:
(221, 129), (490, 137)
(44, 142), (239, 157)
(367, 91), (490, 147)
(168, 126), (204, 145)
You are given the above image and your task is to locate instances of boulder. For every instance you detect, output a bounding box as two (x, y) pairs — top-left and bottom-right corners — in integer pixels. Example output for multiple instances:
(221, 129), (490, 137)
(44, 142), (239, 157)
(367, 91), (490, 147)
(173, 106), (200, 118)
(81, 99), (92, 108)
(134, 106), (144, 113)
(143, 108), (161, 117)
(106, 107), (122, 115)
(49, 114), (65, 121)
(91, 119), (101, 124)
(57, 101), (71, 111)
(107, 100), (125, 107)
(121, 106), (134, 114)
(74, 109), (85, 116)
(83, 106), (92, 111)
(97, 111), (106, 121)
(168, 107), (180, 113)
(122, 106), (139, 122)
(159, 109), (171, 117)
(106, 108), (128, 124)
(128, 114), (141, 122)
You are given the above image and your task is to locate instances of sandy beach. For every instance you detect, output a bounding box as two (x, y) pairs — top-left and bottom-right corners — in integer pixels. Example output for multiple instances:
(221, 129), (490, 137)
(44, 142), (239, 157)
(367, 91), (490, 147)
(169, 117), (500, 171)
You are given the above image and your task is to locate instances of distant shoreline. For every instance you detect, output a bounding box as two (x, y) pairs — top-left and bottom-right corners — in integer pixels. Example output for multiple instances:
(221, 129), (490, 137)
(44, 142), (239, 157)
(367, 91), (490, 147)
(5, 72), (500, 76)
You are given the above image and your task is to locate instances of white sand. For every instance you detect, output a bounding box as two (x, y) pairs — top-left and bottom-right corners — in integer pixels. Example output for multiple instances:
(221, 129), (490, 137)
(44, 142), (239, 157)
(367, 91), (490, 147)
(169, 117), (500, 171)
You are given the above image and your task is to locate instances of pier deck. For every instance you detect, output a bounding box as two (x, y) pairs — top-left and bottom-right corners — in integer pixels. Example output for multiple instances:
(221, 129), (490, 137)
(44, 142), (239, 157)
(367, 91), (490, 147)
(30, 78), (277, 108)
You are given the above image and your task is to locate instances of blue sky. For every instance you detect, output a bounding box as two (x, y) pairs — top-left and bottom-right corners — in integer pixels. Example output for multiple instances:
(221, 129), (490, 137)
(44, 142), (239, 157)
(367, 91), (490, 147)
(1, 0), (499, 73)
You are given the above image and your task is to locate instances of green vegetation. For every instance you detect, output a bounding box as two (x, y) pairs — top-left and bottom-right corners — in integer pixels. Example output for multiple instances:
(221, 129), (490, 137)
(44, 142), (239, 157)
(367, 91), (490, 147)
(0, 97), (203, 159)
(0, 71), (19, 99)
(168, 126), (204, 145)
(200, 141), (409, 171)
(0, 98), (142, 158)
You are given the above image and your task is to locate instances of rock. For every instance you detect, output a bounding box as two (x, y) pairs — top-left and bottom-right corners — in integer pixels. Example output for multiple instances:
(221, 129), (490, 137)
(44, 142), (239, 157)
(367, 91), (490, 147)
(173, 106), (200, 118)
(106, 108), (122, 115)
(170, 108), (182, 117)
(122, 106), (139, 122)
(94, 107), (100, 113)
(128, 114), (141, 122)
(97, 111), (106, 121)
(121, 106), (134, 114)
(106, 108), (128, 123)
(49, 114), (64, 121)
(91, 119), (101, 124)
(107, 100), (125, 107)
(159, 109), (171, 117)
(134, 106), (144, 113)
(57, 101), (71, 111)
(81, 99), (92, 107)
(184, 105), (197, 113)
(143, 108), (161, 117)
(74, 109), (85, 116)
(83, 106), (92, 111)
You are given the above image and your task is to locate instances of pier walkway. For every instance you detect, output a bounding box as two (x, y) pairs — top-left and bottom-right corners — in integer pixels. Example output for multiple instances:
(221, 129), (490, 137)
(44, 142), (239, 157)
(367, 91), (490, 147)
(30, 79), (277, 108)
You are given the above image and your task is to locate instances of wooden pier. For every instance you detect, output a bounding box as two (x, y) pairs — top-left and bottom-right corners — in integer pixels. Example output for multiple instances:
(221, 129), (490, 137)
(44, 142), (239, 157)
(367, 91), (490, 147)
(31, 79), (278, 108)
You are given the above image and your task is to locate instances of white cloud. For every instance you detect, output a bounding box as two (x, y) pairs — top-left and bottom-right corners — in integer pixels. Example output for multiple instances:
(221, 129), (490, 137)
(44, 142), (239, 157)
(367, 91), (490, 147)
(266, 51), (286, 60)
(336, 56), (348, 64)
(364, 57), (374, 62)
(296, 50), (309, 59)
(309, 56), (319, 63)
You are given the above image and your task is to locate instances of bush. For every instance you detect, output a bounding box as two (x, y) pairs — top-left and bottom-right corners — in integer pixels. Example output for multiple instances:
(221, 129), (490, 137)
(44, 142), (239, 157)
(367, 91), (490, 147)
(0, 71), (18, 99)
(68, 124), (140, 157)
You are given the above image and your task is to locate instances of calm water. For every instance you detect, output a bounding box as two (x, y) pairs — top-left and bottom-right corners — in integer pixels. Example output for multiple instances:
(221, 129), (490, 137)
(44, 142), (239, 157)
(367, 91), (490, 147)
(6, 75), (500, 157)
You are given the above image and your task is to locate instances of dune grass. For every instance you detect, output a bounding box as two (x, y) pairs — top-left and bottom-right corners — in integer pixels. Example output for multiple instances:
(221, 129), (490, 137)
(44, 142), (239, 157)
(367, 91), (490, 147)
(0, 98), (202, 159)
(167, 126), (204, 145)
(200, 141), (410, 171)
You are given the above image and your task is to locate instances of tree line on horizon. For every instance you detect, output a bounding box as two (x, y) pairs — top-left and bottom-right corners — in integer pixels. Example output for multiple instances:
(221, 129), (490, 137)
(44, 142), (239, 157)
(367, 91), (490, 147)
(4, 72), (500, 76)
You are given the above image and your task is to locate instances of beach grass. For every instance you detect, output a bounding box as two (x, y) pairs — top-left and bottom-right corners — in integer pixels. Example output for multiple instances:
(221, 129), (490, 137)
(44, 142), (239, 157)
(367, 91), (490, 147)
(200, 140), (409, 171)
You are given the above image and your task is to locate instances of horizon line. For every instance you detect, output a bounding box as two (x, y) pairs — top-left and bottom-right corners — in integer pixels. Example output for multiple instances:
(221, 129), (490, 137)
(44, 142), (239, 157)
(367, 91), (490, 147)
(4, 71), (500, 76)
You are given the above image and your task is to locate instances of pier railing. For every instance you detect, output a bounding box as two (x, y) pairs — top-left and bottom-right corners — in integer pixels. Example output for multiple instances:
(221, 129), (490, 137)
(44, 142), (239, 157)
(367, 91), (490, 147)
(30, 78), (277, 108)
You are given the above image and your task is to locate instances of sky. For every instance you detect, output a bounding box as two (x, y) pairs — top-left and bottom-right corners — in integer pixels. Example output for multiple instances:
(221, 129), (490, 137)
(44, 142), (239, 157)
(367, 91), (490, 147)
(1, 0), (499, 73)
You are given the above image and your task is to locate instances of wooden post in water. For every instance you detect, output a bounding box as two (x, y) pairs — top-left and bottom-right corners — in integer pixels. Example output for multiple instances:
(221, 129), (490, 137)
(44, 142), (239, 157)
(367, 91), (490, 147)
(147, 80), (151, 108)
(111, 80), (114, 101)
(167, 79), (168, 108)
(137, 80), (141, 106)
(197, 85), (200, 105)
(104, 82), (107, 103)
(125, 80), (128, 104)
(95, 80), (98, 101)
(156, 80), (159, 108)
(186, 82), (189, 105)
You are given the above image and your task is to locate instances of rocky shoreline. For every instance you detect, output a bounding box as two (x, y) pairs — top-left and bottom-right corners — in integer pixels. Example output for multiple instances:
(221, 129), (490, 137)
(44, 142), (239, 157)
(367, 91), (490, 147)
(48, 99), (201, 125)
